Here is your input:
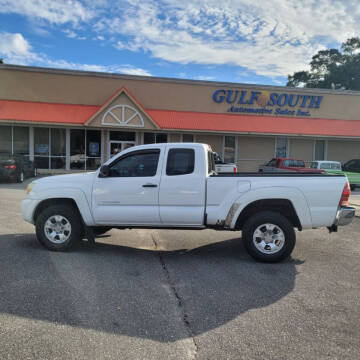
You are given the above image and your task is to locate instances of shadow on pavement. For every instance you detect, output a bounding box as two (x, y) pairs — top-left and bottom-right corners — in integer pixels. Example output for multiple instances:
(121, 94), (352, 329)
(0, 233), (301, 342)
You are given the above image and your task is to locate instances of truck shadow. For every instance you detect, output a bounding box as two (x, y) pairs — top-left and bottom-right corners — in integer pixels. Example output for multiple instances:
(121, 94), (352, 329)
(0, 233), (301, 342)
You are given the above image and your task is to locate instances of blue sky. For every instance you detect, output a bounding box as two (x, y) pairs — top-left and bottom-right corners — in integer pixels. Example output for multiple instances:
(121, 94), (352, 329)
(0, 0), (358, 85)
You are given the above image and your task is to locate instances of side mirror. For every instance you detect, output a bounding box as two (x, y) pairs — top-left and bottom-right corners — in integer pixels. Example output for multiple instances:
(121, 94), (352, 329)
(99, 164), (110, 178)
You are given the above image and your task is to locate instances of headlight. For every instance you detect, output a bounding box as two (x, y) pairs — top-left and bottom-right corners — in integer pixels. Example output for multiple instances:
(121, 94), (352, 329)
(26, 182), (35, 195)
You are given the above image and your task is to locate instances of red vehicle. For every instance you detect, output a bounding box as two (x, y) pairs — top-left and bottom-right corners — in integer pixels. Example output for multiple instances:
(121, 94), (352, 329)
(259, 158), (326, 173)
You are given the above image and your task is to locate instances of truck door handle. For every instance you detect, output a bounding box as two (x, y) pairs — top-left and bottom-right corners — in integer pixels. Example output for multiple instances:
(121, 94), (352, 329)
(142, 183), (158, 188)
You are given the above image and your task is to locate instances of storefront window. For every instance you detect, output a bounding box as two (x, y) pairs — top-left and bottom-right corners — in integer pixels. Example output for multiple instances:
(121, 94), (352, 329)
(13, 127), (29, 155)
(144, 132), (168, 144)
(51, 128), (66, 169)
(110, 131), (135, 141)
(182, 134), (194, 142)
(0, 126), (12, 154)
(224, 136), (236, 163)
(70, 129), (85, 170)
(314, 140), (325, 160)
(70, 129), (102, 170)
(276, 137), (288, 157)
(34, 127), (50, 169)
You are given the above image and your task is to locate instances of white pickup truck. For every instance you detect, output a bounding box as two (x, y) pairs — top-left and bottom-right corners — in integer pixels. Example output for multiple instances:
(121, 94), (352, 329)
(22, 143), (355, 262)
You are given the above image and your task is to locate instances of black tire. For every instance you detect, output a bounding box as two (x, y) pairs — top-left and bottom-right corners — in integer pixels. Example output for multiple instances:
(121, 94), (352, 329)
(242, 211), (296, 263)
(350, 184), (356, 191)
(35, 204), (83, 251)
(93, 226), (112, 236)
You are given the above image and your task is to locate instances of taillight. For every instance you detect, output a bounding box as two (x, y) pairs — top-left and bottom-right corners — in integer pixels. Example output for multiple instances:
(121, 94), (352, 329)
(339, 181), (351, 207)
(4, 164), (16, 170)
(233, 166), (237, 173)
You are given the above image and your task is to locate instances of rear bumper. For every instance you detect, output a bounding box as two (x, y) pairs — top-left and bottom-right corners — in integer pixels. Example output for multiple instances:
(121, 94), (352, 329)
(335, 206), (356, 226)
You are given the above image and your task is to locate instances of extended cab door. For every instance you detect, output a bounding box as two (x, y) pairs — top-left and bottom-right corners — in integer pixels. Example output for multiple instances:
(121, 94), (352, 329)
(92, 148), (163, 225)
(159, 145), (206, 226)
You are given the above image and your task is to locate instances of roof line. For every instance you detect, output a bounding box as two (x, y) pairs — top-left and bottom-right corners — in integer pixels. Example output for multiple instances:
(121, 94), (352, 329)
(2, 63), (360, 96)
(0, 98), (100, 108)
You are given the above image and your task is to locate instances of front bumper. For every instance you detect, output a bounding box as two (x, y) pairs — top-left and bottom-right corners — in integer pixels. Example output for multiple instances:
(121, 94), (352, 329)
(21, 198), (41, 224)
(335, 206), (356, 226)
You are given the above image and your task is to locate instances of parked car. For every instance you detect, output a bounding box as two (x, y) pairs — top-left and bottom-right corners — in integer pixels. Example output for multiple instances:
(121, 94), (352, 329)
(0, 154), (36, 183)
(22, 143), (355, 263)
(259, 158), (325, 173)
(310, 160), (360, 190)
(213, 152), (237, 173)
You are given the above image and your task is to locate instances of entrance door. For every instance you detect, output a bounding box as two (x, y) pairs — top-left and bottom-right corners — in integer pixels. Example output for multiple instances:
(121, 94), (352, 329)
(109, 141), (135, 159)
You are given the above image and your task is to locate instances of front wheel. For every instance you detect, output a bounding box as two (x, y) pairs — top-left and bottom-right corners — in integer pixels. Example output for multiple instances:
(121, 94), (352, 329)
(242, 211), (296, 263)
(36, 204), (83, 251)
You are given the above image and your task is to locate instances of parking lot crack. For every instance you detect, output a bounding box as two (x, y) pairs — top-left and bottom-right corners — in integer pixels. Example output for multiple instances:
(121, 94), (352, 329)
(151, 233), (198, 359)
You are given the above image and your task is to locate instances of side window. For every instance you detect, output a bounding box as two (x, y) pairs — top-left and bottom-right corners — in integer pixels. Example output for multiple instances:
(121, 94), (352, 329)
(320, 162), (330, 169)
(109, 150), (160, 177)
(166, 148), (195, 176)
(267, 159), (276, 167)
(344, 160), (357, 171)
(283, 160), (290, 167)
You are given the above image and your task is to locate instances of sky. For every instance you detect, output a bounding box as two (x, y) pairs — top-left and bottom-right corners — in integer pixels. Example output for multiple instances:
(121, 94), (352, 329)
(0, 0), (359, 86)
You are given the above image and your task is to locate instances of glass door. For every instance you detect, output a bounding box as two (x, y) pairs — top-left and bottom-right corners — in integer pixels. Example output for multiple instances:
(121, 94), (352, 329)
(109, 141), (135, 159)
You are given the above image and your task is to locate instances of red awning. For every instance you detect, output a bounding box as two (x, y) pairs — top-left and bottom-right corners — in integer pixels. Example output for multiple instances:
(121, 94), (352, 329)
(0, 99), (99, 124)
(147, 109), (360, 137)
(1, 99), (360, 137)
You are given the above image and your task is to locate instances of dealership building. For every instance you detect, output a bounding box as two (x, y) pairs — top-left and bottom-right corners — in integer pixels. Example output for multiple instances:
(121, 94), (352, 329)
(1, 64), (360, 173)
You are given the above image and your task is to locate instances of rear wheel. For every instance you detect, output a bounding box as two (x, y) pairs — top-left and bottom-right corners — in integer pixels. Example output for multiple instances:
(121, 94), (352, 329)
(242, 211), (296, 263)
(36, 204), (83, 251)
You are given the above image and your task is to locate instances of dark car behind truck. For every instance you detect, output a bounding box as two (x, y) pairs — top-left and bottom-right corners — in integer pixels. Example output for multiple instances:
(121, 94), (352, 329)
(0, 154), (36, 183)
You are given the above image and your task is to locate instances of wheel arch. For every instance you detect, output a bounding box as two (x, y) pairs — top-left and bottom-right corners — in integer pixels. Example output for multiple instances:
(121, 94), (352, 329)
(235, 199), (302, 231)
(32, 190), (94, 226)
(227, 187), (312, 230)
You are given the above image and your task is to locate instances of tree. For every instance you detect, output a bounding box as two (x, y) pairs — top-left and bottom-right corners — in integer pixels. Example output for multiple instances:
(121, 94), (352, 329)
(287, 37), (360, 90)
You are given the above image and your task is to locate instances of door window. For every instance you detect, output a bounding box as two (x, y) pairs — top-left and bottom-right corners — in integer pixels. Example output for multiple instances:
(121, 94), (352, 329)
(109, 150), (160, 177)
(166, 149), (195, 176)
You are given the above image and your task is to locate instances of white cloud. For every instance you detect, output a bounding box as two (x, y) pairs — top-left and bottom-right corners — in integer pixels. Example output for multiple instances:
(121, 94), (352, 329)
(0, 32), (39, 64)
(0, 32), (151, 76)
(0, 0), (93, 25)
(193, 75), (215, 81)
(96, 0), (360, 77)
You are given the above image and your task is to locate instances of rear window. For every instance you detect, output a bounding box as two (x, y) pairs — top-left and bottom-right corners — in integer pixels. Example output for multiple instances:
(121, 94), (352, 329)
(166, 148), (195, 176)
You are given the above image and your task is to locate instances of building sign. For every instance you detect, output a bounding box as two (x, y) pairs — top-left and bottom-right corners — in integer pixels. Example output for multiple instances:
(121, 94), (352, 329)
(212, 89), (323, 117)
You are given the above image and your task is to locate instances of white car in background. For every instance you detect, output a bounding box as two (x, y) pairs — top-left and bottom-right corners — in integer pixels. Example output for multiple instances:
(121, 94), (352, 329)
(213, 152), (237, 173)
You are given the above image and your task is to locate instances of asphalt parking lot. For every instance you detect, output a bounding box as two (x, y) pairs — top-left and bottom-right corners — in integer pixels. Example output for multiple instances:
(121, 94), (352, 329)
(0, 179), (359, 360)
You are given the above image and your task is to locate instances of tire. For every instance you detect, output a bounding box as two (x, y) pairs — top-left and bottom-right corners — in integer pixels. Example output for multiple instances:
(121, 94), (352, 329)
(35, 204), (83, 251)
(93, 226), (112, 236)
(350, 184), (356, 191)
(242, 211), (296, 263)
